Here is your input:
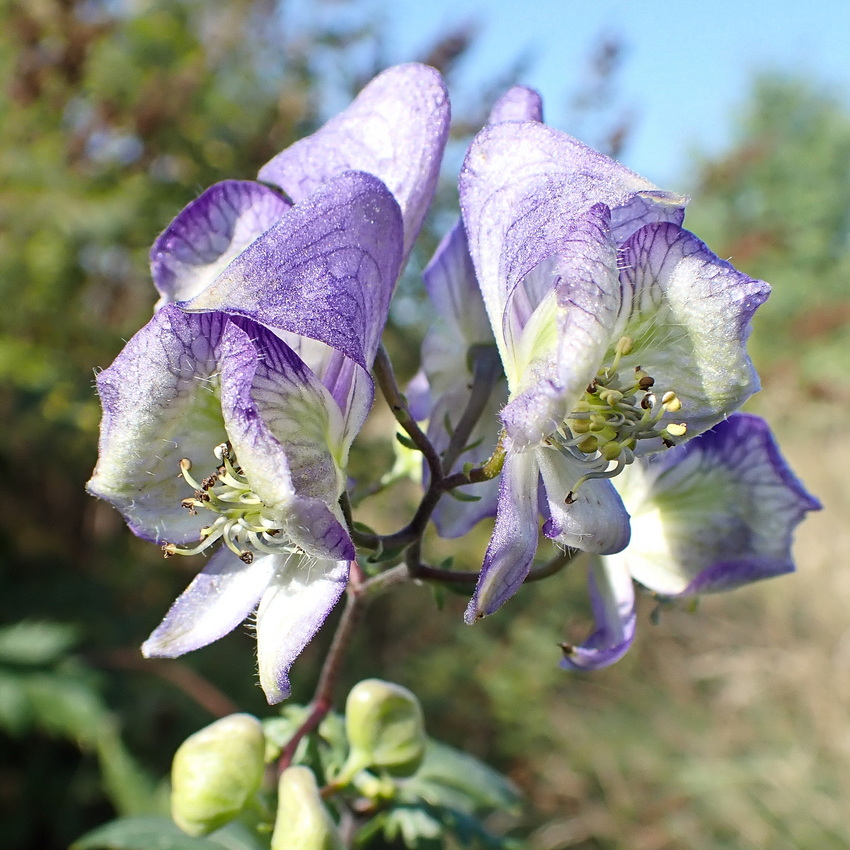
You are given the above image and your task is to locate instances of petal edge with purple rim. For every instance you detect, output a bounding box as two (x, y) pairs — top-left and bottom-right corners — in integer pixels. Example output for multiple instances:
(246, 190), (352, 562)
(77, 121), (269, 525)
(560, 559), (636, 671)
(259, 63), (449, 263)
(609, 413), (821, 597)
(218, 321), (354, 561)
(186, 171), (403, 371)
(151, 180), (290, 307)
(86, 306), (230, 544)
(465, 451), (540, 622)
(142, 548), (277, 658)
(256, 557), (350, 703)
(614, 224), (770, 451)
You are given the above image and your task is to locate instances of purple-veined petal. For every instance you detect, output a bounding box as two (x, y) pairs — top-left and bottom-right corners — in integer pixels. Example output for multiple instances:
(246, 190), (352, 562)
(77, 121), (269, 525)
(465, 451), (540, 622)
(608, 413), (821, 597)
(87, 306), (230, 544)
(256, 556), (350, 703)
(488, 86), (543, 124)
(218, 320), (354, 561)
(186, 171), (403, 371)
(151, 180), (290, 308)
(538, 446), (631, 555)
(614, 223), (770, 450)
(460, 121), (685, 343)
(560, 558), (636, 671)
(498, 205), (621, 448)
(141, 548), (276, 658)
(259, 63), (449, 263)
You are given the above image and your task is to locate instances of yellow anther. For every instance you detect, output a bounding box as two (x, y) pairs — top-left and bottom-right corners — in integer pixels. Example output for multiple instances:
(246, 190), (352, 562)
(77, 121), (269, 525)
(601, 441), (623, 461)
(615, 336), (634, 356)
(661, 391), (682, 412)
(576, 435), (599, 454)
(570, 418), (591, 434)
(598, 388), (623, 405)
(665, 422), (687, 437)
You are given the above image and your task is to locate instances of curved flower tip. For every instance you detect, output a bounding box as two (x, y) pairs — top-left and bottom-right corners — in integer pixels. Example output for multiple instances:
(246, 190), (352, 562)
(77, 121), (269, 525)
(465, 452), (540, 622)
(608, 413), (821, 598)
(256, 558), (350, 704)
(560, 559), (636, 672)
(488, 86), (543, 124)
(186, 170), (404, 371)
(151, 180), (290, 308)
(259, 63), (450, 261)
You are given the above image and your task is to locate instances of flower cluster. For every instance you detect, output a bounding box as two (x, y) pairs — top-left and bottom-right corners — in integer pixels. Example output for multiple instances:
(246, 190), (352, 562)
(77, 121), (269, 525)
(88, 65), (819, 703)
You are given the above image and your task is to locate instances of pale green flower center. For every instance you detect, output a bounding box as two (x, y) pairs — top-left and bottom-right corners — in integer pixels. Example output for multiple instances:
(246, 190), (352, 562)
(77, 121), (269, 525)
(550, 337), (687, 501)
(163, 443), (297, 564)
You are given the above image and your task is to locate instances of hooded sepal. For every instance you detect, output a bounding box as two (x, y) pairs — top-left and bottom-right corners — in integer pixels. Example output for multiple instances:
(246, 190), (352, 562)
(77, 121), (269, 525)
(259, 63), (449, 263)
(186, 171), (404, 371)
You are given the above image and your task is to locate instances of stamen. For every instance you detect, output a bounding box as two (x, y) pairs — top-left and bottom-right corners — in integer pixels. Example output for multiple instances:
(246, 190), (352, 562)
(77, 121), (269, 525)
(162, 443), (300, 562)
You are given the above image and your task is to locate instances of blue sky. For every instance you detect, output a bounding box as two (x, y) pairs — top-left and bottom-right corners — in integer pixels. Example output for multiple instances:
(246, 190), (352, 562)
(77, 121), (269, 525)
(289, 0), (850, 189)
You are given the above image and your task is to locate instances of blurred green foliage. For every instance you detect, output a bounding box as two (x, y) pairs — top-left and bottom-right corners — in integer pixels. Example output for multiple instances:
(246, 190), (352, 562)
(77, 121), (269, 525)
(1, 0), (848, 847)
(686, 75), (850, 386)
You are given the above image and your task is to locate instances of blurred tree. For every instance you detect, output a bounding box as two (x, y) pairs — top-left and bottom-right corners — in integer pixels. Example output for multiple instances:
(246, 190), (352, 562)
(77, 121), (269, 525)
(685, 75), (850, 386)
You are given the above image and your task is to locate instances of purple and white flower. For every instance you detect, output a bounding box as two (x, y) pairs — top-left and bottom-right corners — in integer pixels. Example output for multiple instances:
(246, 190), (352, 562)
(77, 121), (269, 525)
(561, 413), (822, 670)
(410, 87), (544, 537)
(88, 65), (450, 703)
(459, 117), (770, 622)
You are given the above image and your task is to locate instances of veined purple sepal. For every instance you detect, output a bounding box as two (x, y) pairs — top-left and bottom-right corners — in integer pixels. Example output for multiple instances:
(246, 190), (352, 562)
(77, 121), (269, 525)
(86, 306), (231, 544)
(186, 171), (404, 371)
(259, 63), (449, 263)
(218, 320), (354, 561)
(609, 414), (821, 598)
(151, 180), (291, 308)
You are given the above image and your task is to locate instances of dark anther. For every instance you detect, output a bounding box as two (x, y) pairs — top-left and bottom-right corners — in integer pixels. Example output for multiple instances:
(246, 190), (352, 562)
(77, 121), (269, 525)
(564, 491), (576, 505)
(662, 438), (674, 448)
(239, 550), (254, 564)
(586, 379), (598, 394)
(559, 642), (575, 656)
(638, 376), (655, 389)
(202, 475), (217, 490)
(641, 396), (652, 409)
(181, 498), (197, 515)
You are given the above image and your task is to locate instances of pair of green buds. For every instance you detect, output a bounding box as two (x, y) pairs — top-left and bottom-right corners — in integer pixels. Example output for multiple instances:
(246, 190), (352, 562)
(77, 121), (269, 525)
(170, 679), (427, 848)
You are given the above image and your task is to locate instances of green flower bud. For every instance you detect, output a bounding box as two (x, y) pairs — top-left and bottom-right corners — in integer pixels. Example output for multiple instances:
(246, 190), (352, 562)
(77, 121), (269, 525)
(271, 766), (344, 850)
(344, 679), (426, 778)
(171, 713), (265, 836)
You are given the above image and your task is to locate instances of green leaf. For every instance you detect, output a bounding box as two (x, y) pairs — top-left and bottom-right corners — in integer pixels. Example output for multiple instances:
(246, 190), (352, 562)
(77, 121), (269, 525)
(71, 816), (222, 850)
(447, 489), (482, 503)
(405, 741), (522, 816)
(0, 620), (78, 665)
(0, 670), (31, 735)
(395, 433), (419, 451)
